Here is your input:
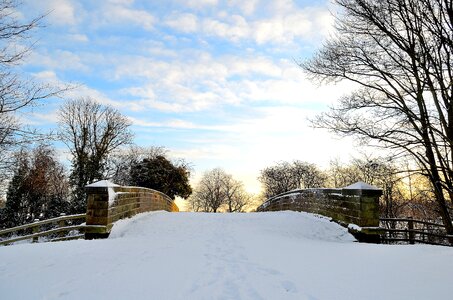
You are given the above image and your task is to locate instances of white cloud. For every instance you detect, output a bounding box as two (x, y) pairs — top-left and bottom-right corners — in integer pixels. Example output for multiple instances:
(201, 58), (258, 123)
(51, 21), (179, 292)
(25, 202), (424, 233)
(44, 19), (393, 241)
(252, 7), (333, 45)
(170, 4), (333, 45)
(202, 15), (249, 42)
(231, 66), (356, 106)
(64, 85), (128, 109)
(164, 13), (198, 33)
(41, 0), (78, 25)
(113, 52), (353, 114)
(267, 0), (295, 14)
(32, 70), (59, 82)
(147, 46), (178, 58)
(28, 111), (60, 124)
(107, 0), (135, 4)
(101, 3), (156, 30)
(227, 0), (259, 15)
(130, 117), (201, 129)
(28, 50), (89, 72)
(178, 0), (219, 9)
(113, 53), (238, 112)
(68, 33), (89, 42)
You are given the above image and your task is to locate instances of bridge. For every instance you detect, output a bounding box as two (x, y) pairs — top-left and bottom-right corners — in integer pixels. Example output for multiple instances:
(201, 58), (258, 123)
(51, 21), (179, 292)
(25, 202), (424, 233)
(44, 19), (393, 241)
(1, 182), (452, 299)
(85, 180), (384, 243)
(1, 180), (450, 246)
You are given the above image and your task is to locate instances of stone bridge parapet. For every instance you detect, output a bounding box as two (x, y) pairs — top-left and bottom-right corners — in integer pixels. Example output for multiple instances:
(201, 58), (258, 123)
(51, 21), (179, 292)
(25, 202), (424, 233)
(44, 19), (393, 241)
(85, 180), (179, 238)
(257, 182), (382, 228)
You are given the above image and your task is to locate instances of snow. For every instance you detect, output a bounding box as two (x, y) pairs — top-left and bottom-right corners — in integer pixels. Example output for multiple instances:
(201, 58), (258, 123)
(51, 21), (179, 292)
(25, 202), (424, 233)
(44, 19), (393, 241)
(344, 181), (381, 190)
(85, 180), (119, 205)
(85, 180), (120, 188)
(348, 223), (361, 231)
(1, 211), (452, 300)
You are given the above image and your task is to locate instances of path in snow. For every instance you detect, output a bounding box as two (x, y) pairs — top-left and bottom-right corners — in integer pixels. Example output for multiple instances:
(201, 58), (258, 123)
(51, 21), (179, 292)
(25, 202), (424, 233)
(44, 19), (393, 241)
(1, 211), (452, 300)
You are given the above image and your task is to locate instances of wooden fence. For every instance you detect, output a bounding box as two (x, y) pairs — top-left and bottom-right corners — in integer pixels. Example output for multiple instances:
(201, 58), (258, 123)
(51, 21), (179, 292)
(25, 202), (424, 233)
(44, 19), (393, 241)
(379, 217), (453, 246)
(0, 214), (105, 246)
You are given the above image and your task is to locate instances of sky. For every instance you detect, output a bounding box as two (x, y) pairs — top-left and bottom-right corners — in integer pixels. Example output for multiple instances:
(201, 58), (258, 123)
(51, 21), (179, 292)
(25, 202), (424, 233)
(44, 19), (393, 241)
(16, 0), (361, 197)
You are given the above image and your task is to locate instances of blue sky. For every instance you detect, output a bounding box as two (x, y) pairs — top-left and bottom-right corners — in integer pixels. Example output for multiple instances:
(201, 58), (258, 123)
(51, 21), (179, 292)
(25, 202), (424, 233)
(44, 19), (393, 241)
(17, 0), (359, 194)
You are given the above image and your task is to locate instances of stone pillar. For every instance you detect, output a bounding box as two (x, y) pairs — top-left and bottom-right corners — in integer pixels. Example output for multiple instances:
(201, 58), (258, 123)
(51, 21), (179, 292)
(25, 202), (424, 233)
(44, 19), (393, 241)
(342, 181), (382, 227)
(343, 181), (382, 243)
(85, 180), (118, 239)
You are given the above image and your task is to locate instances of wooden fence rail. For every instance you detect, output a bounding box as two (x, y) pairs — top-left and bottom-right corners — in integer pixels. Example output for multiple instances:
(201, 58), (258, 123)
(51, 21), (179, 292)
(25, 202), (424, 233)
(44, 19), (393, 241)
(378, 217), (453, 246)
(0, 214), (106, 246)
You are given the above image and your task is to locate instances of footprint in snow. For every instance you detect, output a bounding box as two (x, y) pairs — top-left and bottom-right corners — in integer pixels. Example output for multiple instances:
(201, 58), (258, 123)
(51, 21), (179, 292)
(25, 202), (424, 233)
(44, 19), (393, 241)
(281, 280), (298, 293)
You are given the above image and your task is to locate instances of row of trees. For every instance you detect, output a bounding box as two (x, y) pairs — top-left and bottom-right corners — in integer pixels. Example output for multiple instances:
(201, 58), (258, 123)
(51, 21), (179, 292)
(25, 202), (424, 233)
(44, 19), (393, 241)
(1, 145), (69, 227)
(1, 139), (193, 227)
(186, 156), (438, 218)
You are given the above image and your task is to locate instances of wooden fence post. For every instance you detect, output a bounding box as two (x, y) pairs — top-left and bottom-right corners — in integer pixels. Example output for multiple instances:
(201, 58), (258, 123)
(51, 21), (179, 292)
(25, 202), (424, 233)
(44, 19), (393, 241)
(408, 217), (415, 244)
(58, 213), (66, 237)
(32, 219), (40, 243)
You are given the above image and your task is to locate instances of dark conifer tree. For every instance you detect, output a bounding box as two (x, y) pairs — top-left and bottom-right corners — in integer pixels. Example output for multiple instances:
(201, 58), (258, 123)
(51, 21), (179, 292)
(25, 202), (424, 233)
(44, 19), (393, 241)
(129, 156), (192, 200)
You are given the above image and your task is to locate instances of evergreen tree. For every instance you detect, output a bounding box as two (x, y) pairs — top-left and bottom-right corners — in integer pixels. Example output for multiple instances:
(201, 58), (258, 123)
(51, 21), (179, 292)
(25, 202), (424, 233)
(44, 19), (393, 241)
(4, 152), (30, 227)
(129, 156), (192, 200)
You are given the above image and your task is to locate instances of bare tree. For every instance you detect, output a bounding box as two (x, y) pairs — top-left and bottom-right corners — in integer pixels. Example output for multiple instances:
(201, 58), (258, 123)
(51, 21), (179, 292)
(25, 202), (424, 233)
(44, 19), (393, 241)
(189, 168), (252, 212)
(327, 158), (362, 188)
(301, 0), (453, 234)
(259, 162), (298, 198)
(292, 160), (327, 189)
(223, 175), (251, 212)
(58, 97), (133, 212)
(259, 161), (326, 198)
(327, 156), (397, 188)
(190, 168), (225, 213)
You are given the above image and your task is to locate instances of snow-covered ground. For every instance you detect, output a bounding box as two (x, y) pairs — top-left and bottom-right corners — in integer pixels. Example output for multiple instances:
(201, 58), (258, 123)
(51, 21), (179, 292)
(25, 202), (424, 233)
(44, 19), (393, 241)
(1, 211), (452, 300)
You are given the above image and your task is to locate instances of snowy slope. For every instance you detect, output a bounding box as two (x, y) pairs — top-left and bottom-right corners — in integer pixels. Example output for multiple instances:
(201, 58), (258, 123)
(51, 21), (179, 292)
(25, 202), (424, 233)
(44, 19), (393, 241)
(1, 211), (452, 300)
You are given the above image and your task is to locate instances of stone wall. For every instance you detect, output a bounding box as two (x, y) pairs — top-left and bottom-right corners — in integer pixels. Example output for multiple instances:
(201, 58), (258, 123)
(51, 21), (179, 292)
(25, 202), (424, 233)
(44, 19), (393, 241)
(85, 180), (179, 238)
(256, 182), (382, 227)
